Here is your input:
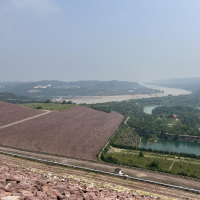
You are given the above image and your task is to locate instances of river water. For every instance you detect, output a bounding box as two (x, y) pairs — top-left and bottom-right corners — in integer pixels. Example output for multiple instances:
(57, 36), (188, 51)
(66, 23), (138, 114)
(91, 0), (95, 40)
(140, 138), (200, 156)
(65, 84), (191, 104)
(143, 84), (192, 96)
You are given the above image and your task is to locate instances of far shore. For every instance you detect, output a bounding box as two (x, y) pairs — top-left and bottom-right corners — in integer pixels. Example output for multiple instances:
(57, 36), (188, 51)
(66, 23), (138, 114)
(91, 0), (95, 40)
(52, 85), (192, 104)
(54, 93), (165, 104)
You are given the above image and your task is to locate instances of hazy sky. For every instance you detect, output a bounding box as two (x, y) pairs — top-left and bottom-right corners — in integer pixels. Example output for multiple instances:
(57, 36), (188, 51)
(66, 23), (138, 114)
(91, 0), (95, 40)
(1, 0), (200, 82)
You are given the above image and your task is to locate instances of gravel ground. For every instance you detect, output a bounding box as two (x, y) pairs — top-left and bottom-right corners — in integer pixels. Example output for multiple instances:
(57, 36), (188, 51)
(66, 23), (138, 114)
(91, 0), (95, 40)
(0, 157), (174, 200)
(0, 106), (124, 160)
(0, 101), (44, 127)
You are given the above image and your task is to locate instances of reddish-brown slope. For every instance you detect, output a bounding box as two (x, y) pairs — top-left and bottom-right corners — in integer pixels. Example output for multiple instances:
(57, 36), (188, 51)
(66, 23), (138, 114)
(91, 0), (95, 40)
(0, 101), (44, 126)
(0, 106), (124, 160)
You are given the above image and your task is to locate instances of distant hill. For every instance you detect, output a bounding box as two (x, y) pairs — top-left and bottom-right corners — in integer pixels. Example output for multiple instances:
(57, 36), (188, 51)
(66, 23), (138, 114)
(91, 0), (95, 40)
(146, 77), (200, 93)
(0, 80), (158, 100)
(0, 92), (35, 104)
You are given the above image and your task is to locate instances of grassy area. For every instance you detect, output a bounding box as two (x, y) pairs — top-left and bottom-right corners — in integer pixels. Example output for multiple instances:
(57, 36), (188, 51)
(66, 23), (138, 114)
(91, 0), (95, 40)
(20, 103), (77, 111)
(103, 146), (200, 178)
(111, 125), (140, 148)
(170, 162), (200, 178)
(103, 147), (172, 171)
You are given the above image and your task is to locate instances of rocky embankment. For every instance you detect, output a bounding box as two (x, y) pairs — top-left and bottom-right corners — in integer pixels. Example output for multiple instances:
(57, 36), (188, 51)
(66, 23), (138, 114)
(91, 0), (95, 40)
(0, 161), (160, 200)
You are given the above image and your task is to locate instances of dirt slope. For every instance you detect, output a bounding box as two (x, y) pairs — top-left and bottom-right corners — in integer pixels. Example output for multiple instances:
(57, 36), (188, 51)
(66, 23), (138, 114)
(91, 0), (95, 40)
(0, 106), (124, 160)
(0, 101), (44, 127)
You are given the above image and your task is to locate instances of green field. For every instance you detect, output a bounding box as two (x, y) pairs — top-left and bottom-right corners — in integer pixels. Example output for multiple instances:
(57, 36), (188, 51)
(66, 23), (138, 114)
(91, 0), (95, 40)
(20, 103), (77, 111)
(111, 125), (140, 148)
(102, 146), (200, 178)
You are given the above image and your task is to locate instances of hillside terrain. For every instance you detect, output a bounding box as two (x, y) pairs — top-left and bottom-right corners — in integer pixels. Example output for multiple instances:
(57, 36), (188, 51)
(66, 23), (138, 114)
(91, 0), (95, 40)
(0, 80), (159, 99)
(0, 92), (31, 103)
(0, 101), (45, 127)
(86, 94), (200, 179)
(0, 101), (123, 160)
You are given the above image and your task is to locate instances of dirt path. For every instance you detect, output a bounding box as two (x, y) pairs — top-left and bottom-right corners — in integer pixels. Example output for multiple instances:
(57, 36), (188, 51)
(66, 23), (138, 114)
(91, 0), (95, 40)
(0, 110), (51, 129)
(168, 161), (175, 171)
(124, 116), (129, 124)
(0, 146), (200, 191)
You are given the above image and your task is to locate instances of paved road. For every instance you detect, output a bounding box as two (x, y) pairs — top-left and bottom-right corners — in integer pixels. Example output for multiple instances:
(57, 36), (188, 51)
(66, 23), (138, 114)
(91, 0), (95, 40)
(0, 110), (51, 129)
(0, 146), (200, 191)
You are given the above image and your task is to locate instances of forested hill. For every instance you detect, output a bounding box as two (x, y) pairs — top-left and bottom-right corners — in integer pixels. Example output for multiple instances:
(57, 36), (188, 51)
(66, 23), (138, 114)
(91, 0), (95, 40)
(0, 80), (159, 99)
(0, 92), (44, 104)
(0, 92), (36, 104)
(146, 77), (200, 93)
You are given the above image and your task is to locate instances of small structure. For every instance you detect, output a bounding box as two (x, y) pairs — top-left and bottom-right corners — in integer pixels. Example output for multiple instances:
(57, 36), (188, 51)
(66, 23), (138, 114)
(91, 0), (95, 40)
(172, 115), (177, 120)
(114, 168), (122, 175)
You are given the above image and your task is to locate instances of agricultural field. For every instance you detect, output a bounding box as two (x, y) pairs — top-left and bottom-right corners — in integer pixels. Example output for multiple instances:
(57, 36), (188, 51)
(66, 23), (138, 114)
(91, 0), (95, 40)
(102, 146), (200, 178)
(0, 100), (44, 126)
(20, 102), (77, 111)
(0, 106), (124, 160)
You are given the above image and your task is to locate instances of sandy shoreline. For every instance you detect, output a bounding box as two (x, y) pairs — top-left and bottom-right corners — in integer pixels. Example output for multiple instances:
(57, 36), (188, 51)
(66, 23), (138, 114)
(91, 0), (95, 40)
(55, 93), (165, 104)
(53, 85), (191, 104)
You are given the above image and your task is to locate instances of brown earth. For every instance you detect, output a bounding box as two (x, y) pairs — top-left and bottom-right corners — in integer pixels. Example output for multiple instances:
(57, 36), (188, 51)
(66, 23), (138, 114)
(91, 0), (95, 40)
(0, 105), (124, 160)
(0, 101), (44, 127)
(0, 157), (160, 200)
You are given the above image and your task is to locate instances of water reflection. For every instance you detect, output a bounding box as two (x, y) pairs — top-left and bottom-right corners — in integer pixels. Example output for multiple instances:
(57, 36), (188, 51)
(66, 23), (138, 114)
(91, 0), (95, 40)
(143, 106), (157, 114)
(140, 138), (200, 155)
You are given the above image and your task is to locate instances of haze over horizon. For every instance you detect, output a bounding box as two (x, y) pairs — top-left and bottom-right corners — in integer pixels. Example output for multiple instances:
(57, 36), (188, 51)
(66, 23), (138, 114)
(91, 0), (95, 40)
(1, 0), (200, 83)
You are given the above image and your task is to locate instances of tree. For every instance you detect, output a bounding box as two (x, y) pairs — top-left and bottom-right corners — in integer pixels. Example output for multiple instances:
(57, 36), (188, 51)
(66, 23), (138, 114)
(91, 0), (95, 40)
(139, 151), (144, 157)
(44, 99), (51, 103)
(62, 100), (67, 104)
(37, 106), (42, 109)
(149, 161), (159, 170)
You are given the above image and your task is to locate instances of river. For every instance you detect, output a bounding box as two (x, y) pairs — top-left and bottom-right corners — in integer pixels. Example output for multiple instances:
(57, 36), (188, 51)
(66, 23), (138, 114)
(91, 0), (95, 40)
(143, 84), (192, 96)
(62, 85), (191, 104)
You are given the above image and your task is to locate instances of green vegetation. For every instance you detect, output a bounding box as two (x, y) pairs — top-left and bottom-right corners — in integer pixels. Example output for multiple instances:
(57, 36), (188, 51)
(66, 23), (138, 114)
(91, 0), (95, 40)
(110, 125), (140, 148)
(0, 92), (36, 104)
(20, 103), (77, 111)
(102, 146), (200, 178)
(84, 88), (200, 179)
(170, 162), (200, 178)
(86, 94), (200, 144)
(102, 147), (172, 172)
(139, 151), (144, 157)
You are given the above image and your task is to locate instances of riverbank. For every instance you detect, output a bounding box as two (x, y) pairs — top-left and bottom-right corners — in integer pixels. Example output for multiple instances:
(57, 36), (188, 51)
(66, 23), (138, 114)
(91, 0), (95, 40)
(143, 84), (192, 96)
(52, 84), (192, 104)
(55, 93), (165, 104)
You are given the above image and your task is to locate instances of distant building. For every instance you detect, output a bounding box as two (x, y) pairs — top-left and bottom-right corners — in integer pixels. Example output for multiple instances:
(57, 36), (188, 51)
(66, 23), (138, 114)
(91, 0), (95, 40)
(172, 115), (177, 120)
(114, 168), (122, 175)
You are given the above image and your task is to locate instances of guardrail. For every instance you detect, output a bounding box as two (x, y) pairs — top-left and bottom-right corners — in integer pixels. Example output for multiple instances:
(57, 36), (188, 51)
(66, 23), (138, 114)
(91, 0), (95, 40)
(0, 150), (200, 194)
